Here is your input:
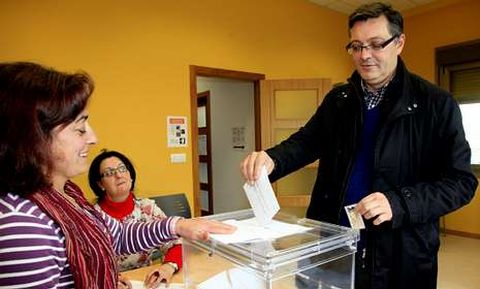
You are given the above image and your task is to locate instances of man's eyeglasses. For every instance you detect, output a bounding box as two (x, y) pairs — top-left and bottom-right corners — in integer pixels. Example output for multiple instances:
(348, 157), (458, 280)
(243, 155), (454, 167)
(101, 164), (128, 178)
(345, 35), (399, 55)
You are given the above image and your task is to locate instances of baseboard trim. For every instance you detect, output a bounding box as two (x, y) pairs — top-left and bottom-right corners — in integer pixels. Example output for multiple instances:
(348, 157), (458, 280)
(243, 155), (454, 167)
(442, 229), (480, 239)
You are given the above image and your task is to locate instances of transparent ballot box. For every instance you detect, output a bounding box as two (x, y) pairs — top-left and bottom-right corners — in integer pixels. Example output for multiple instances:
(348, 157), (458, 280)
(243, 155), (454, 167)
(182, 209), (359, 289)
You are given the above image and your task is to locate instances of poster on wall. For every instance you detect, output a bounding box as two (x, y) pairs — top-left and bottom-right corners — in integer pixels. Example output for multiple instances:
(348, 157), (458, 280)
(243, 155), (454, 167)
(167, 116), (188, 147)
(232, 127), (246, 150)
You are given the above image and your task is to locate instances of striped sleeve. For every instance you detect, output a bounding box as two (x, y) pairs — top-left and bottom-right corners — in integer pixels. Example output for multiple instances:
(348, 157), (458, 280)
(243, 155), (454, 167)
(99, 211), (182, 255)
(0, 210), (68, 288)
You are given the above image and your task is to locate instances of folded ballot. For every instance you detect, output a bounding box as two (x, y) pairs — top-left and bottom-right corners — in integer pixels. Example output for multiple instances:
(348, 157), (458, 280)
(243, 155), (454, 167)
(243, 166), (280, 226)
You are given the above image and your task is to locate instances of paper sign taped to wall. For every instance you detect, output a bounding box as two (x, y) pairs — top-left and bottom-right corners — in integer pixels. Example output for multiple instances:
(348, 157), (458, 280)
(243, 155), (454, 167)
(167, 116), (188, 147)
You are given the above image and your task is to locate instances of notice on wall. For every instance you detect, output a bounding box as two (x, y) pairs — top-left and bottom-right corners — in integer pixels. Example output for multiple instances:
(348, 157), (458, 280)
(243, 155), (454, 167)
(232, 127), (246, 150)
(167, 116), (188, 147)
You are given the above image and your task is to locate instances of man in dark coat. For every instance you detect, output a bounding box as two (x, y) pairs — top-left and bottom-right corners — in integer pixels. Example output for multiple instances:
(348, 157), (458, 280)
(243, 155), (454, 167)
(240, 2), (478, 289)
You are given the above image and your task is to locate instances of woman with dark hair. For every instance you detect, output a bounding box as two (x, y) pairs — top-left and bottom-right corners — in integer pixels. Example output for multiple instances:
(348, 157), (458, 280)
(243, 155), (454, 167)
(89, 150), (138, 204)
(0, 62), (235, 289)
(89, 150), (183, 287)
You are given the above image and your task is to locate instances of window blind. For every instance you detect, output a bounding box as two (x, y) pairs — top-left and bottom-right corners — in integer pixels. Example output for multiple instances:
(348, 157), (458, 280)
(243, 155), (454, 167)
(451, 66), (480, 103)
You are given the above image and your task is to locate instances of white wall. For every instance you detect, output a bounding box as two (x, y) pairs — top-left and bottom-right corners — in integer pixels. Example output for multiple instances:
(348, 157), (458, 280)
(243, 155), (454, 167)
(197, 77), (255, 213)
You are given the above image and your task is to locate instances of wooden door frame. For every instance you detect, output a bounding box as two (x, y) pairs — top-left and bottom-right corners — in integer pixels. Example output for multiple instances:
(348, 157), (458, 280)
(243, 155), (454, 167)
(189, 65), (265, 216)
(197, 91), (213, 215)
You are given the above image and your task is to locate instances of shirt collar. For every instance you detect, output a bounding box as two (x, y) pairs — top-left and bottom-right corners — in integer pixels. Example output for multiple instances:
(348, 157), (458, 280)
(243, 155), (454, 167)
(361, 74), (395, 110)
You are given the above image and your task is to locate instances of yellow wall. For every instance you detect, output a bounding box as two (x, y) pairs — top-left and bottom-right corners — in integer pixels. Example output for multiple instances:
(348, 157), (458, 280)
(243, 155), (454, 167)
(0, 0), (350, 206)
(403, 0), (480, 81)
(403, 0), (480, 235)
(2, 0), (478, 234)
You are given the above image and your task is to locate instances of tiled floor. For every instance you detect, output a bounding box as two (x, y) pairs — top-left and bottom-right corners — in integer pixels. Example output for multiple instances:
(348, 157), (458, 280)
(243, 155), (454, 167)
(438, 234), (480, 289)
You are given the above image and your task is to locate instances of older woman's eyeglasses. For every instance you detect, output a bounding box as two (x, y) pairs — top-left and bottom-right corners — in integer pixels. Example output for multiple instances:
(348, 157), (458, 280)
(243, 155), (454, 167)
(101, 164), (128, 178)
(346, 35), (398, 55)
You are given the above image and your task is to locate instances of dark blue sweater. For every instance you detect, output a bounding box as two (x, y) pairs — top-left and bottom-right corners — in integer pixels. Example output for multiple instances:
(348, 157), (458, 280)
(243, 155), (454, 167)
(340, 105), (380, 227)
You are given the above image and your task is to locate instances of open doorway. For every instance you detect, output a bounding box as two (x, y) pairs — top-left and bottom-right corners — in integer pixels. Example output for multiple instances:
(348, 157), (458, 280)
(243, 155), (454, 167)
(189, 66), (265, 216)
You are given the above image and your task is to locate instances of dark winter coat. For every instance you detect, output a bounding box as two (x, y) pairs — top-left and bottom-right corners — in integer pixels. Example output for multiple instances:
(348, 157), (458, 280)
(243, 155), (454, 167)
(266, 58), (478, 289)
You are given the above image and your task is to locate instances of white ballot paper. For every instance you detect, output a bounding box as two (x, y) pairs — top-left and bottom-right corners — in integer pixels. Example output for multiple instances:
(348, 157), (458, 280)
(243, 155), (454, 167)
(210, 218), (310, 244)
(243, 166), (280, 226)
(197, 267), (265, 289)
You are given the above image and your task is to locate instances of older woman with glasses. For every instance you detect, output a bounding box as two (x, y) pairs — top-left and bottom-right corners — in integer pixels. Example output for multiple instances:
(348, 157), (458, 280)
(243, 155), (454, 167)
(89, 150), (182, 288)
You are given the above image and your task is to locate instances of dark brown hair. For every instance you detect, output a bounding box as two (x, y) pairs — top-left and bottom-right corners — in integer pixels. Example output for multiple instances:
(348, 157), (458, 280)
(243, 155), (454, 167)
(0, 62), (94, 195)
(88, 149), (137, 202)
(348, 2), (403, 37)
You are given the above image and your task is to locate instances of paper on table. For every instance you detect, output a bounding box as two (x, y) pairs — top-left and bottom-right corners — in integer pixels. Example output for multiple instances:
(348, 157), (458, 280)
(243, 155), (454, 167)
(210, 217), (311, 244)
(197, 267), (266, 289)
(243, 166), (280, 226)
(130, 281), (183, 289)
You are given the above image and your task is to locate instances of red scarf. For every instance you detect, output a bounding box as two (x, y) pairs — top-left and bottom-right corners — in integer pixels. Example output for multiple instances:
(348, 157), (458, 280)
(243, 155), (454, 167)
(98, 192), (135, 221)
(28, 181), (118, 289)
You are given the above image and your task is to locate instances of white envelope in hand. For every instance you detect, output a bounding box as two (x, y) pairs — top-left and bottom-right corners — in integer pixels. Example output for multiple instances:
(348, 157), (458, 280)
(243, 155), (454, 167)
(243, 166), (280, 226)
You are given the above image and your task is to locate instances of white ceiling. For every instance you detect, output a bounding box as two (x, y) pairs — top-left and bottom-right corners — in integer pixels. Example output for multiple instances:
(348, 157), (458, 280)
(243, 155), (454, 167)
(309, 0), (441, 14)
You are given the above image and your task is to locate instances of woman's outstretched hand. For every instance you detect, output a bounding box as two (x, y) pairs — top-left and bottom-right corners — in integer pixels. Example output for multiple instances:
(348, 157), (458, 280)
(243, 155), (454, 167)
(175, 218), (236, 241)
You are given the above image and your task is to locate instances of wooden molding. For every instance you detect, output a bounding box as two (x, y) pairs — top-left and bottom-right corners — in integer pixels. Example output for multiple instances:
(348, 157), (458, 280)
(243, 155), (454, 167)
(189, 65), (265, 217)
(277, 195), (311, 207)
(442, 228), (480, 239)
